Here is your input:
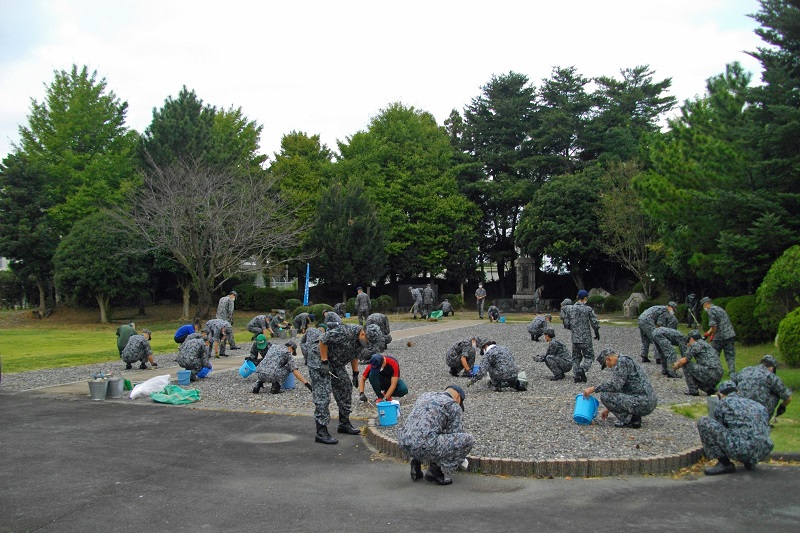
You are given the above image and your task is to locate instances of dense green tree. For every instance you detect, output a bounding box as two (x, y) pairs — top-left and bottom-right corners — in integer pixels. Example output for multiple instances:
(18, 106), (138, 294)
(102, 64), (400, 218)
(336, 102), (476, 279)
(517, 167), (603, 290)
(459, 72), (538, 294)
(308, 179), (387, 302)
(636, 62), (797, 291)
(755, 244), (800, 335)
(0, 153), (59, 316)
(584, 65), (676, 162)
(53, 211), (148, 323)
(16, 64), (137, 235)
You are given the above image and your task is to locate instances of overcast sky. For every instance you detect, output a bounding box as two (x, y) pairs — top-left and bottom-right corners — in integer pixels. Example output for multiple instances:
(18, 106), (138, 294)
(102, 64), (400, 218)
(0, 0), (766, 162)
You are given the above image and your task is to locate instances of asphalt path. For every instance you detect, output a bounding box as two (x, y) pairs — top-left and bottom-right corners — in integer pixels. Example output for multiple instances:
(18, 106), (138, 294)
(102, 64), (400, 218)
(1, 392), (799, 532)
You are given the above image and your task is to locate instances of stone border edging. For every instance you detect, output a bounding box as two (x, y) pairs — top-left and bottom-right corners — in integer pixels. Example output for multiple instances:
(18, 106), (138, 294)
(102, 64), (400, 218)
(365, 419), (704, 478)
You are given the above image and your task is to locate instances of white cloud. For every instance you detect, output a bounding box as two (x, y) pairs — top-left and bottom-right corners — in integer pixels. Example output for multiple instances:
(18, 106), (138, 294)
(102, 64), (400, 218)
(0, 0), (765, 160)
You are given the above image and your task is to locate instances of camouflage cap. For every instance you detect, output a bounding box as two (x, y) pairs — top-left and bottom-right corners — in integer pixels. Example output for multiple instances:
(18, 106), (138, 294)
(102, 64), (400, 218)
(561, 298), (572, 306)
(545, 314), (552, 320)
(667, 301), (678, 309)
(700, 296), (712, 305)
(142, 329), (152, 336)
(688, 330), (703, 340)
(761, 354), (779, 370)
(544, 328), (556, 338)
(596, 348), (617, 370)
(284, 339), (297, 351)
(718, 380), (738, 395)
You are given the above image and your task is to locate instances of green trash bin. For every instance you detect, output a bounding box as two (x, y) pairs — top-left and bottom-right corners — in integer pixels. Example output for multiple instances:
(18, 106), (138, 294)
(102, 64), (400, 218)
(429, 310), (443, 320)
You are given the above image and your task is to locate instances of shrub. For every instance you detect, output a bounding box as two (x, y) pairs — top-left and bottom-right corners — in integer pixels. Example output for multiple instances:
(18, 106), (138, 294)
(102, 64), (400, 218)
(346, 297), (356, 315)
(249, 287), (299, 312)
(308, 303), (333, 321)
(756, 245), (800, 336)
(637, 300), (658, 315)
(777, 307), (800, 368)
(675, 304), (688, 324)
(587, 295), (606, 310)
(603, 295), (623, 312)
(725, 295), (771, 345)
(285, 299), (302, 314)
(232, 284), (256, 309)
(377, 295), (394, 311)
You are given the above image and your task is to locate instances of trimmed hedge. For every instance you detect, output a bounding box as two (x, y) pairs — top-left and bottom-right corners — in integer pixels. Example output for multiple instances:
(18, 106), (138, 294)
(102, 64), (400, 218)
(293, 303), (334, 322)
(604, 295), (622, 312)
(777, 307), (800, 368)
(756, 245), (800, 336)
(443, 294), (464, 310)
(638, 300), (658, 315)
(377, 295), (394, 311)
(725, 295), (771, 345)
(285, 299), (302, 314)
(587, 295), (606, 310)
(233, 285), (300, 312)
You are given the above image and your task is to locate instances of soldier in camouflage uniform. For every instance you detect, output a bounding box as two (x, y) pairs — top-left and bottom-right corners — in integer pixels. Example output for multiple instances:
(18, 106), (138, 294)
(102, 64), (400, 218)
(697, 380), (774, 475)
(651, 326), (686, 378)
(398, 385), (473, 486)
(215, 291), (239, 349)
(487, 303), (500, 322)
(570, 291), (600, 383)
(533, 285), (544, 313)
(637, 301), (677, 363)
(534, 329), (572, 381)
(439, 298), (454, 317)
(301, 325), (337, 444)
(121, 329), (157, 370)
(470, 340), (526, 391)
(204, 318), (232, 358)
(358, 323), (388, 364)
(319, 323), (366, 437)
(176, 335), (211, 381)
(355, 287), (370, 325)
(246, 334), (271, 365)
(527, 314), (552, 341)
(445, 337), (481, 377)
(686, 293), (700, 327)
(560, 298), (573, 330)
(475, 283), (487, 319)
(584, 349), (657, 428)
(673, 330), (723, 396)
(252, 340), (312, 394)
(701, 296), (737, 374)
(422, 283), (435, 319)
(323, 309), (342, 328)
(657, 308), (679, 330)
(366, 312), (392, 344)
(292, 312), (315, 334)
(269, 310), (289, 336)
(409, 286), (423, 319)
(246, 313), (272, 340)
(732, 354), (792, 418)
(334, 302), (345, 316)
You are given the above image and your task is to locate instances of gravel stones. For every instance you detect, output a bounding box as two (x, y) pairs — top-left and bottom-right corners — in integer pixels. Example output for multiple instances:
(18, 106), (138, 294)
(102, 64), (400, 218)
(2, 319), (704, 462)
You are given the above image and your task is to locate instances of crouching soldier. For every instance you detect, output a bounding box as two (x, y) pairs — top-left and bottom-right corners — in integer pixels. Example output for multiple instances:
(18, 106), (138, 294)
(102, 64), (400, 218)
(527, 314), (552, 341)
(358, 323), (388, 364)
(252, 340), (312, 395)
(398, 385), (473, 486)
(445, 337), (480, 377)
(673, 330), (723, 397)
(366, 312), (392, 344)
(697, 381), (773, 475)
(247, 313), (272, 340)
(469, 340), (526, 392)
(583, 349), (657, 428)
(293, 312), (315, 334)
(176, 335), (210, 381)
(651, 326), (687, 378)
(534, 329), (572, 381)
(204, 318), (232, 358)
(121, 329), (158, 370)
(439, 298), (454, 317)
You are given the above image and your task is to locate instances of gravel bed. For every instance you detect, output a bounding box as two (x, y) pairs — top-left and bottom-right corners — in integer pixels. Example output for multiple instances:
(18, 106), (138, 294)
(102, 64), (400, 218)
(1, 319), (705, 461)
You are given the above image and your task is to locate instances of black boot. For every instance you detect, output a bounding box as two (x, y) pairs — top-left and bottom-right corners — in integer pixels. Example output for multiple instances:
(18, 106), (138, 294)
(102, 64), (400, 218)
(315, 422), (338, 445)
(337, 415), (360, 435)
(125, 363), (132, 370)
(252, 381), (264, 394)
(574, 368), (587, 383)
(139, 363), (148, 370)
(410, 458), (423, 481)
(424, 462), (453, 486)
(630, 415), (642, 428)
(514, 379), (527, 392)
(270, 382), (283, 394)
(449, 367), (460, 377)
(704, 458), (736, 476)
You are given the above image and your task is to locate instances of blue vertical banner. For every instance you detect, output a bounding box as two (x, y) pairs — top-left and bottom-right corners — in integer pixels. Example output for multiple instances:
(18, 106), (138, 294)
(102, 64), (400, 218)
(303, 262), (310, 305)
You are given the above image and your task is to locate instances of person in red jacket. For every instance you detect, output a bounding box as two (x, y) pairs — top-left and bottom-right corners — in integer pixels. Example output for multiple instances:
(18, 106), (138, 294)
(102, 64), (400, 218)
(358, 354), (409, 402)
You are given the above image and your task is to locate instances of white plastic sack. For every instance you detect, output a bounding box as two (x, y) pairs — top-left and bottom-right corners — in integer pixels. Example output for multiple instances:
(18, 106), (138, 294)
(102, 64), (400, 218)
(129, 374), (171, 400)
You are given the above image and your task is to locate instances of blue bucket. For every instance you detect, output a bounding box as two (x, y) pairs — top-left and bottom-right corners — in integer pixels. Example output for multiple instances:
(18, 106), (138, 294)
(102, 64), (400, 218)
(345, 312), (351, 318)
(282, 372), (296, 390)
(176, 369), (191, 385)
(377, 400), (400, 426)
(197, 366), (211, 379)
(239, 359), (256, 378)
(574, 394), (599, 425)
(499, 316), (506, 323)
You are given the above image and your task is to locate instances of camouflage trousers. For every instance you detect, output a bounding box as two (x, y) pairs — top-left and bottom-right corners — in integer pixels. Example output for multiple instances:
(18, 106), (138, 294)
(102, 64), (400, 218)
(255, 365), (291, 387)
(545, 355), (572, 378)
(422, 303), (433, 318)
(477, 299), (485, 318)
(697, 416), (773, 464)
(411, 300), (422, 318)
(653, 336), (681, 376)
(599, 392), (657, 424)
(308, 365), (353, 426)
(357, 309), (369, 326)
(446, 348), (475, 372)
(572, 342), (594, 373)
(226, 329), (236, 349)
(400, 433), (476, 476)
(712, 337), (736, 374)
(639, 325), (656, 358)
(684, 364), (723, 394)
